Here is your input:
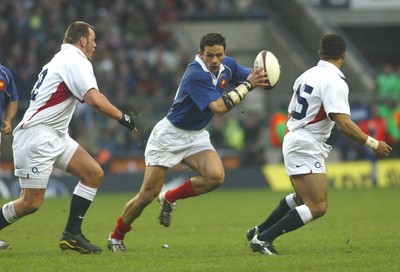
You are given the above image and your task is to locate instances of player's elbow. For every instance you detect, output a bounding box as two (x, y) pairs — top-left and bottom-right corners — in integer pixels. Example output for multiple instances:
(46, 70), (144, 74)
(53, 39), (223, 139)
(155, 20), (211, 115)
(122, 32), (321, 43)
(211, 104), (229, 116)
(209, 98), (230, 116)
(85, 97), (101, 110)
(214, 109), (226, 116)
(83, 88), (102, 109)
(332, 113), (353, 134)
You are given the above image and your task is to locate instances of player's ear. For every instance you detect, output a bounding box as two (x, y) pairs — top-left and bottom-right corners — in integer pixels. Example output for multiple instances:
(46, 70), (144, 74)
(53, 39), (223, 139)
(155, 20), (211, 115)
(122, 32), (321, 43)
(79, 36), (87, 47)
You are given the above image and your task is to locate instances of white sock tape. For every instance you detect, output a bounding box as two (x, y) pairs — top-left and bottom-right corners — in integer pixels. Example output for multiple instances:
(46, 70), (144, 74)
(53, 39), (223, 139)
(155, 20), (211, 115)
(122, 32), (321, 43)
(2, 201), (18, 224)
(73, 182), (97, 201)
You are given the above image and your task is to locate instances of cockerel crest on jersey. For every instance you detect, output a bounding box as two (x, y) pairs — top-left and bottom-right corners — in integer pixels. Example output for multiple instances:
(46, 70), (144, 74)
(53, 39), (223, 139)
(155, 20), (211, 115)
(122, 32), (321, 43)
(219, 76), (227, 89)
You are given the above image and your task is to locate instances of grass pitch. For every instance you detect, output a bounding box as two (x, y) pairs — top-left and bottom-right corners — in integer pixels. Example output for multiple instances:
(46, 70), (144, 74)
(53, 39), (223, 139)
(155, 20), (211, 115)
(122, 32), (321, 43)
(1, 187), (399, 272)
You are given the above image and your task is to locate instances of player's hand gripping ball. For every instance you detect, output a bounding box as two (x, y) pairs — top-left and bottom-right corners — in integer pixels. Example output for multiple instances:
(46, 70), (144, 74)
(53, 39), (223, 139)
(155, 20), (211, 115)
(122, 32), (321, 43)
(254, 50), (281, 90)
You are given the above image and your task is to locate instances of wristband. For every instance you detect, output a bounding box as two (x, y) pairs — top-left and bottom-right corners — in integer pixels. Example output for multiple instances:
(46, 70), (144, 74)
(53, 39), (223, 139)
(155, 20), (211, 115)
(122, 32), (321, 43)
(222, 83), (250, 111)
(243, 80), (253, 91)
(119, 112), (136, 130)
(365, 136), (379, 150)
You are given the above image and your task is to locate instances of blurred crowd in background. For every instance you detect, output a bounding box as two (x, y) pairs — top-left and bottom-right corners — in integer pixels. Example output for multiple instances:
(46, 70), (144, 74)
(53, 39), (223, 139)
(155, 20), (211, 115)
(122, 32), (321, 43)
(0, 0), (268, 171)
(344, 62), (400, 160)
(0, 0), (397, 173)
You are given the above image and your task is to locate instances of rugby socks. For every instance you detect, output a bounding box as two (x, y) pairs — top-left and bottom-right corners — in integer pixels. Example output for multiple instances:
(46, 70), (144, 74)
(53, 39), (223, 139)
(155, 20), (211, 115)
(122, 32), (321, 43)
(64, 182), (97, 235)
(257, 204), (313, 242)
(165, 179), (196, 203)
(0, 212), (9, 230)
(0, 201), (18, 229)
(258, 193), (297, 232)
(65, 194), (91, 235)
(111, 216), (132, 241)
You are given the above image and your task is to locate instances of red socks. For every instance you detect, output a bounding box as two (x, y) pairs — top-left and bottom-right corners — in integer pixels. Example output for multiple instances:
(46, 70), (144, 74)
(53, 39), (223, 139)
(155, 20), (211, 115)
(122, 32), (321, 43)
(111, 216), (132, 240)
(111, 180), (196, 240)
(165, 179), (196, 203)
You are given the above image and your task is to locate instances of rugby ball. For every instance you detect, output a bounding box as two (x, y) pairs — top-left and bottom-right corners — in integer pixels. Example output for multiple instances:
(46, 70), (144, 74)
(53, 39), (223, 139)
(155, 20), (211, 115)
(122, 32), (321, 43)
(254, 50), (281, 90)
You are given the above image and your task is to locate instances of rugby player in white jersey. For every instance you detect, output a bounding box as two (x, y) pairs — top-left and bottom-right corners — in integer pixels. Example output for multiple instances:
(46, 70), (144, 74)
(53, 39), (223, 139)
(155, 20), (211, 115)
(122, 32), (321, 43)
(0, 21), (136, 254)
(107, 33), (269, 252)
(247, 33), (392, 255)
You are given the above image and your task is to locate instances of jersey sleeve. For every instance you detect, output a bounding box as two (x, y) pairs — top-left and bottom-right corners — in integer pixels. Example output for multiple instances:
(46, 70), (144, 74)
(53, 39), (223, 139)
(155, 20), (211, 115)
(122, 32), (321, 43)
(187, 69), (220, 112)
(63, 59), (98, 100)
(4, 67), (19, 101)
(322, 80), (350, 119)
(224, 57), (251, 84)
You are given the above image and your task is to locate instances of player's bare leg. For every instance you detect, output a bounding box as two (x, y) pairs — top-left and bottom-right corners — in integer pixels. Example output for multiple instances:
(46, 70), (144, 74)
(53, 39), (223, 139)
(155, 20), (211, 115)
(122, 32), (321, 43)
(108, 165), (167, 251)
(122, 166), (168, 225)
(246, 192), (299, 241)
(0, 187), (46, 249)
(158, 150), (224, 227)
(181, 150), (225, 194)
(59, 146), (103, 254)
(251, 174), (327, 255)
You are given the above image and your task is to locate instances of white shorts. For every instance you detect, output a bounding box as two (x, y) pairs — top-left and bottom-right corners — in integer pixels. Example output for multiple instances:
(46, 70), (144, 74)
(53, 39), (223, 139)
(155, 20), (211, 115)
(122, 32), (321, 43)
(145, 117), (215, 168)
(282, 129), (331, 176)
(13, 125), (79, 189)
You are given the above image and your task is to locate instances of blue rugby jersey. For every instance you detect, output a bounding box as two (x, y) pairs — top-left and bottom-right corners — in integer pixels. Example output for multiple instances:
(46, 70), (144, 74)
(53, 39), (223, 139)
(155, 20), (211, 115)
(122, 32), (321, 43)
(166, 55), (250, 130)
(0, 64), (19, 124)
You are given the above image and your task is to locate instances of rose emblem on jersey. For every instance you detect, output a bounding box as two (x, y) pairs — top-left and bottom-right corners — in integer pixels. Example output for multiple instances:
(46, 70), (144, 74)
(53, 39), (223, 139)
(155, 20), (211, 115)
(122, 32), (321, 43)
(0, 80), (4, 91)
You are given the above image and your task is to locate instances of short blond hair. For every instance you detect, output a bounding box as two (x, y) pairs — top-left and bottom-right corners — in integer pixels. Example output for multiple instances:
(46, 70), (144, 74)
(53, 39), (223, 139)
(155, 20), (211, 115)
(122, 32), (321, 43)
(63, 21), (94, 44)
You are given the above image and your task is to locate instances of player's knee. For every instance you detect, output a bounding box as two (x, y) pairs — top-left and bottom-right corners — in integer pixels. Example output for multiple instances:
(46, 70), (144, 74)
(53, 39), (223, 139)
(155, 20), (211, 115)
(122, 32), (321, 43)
(312, 203), (327, 219)
(21, 199), (42, 215)
(94, 166), (104, 182)
(208, 169), (225, 188)
(85, 166), (104, 187)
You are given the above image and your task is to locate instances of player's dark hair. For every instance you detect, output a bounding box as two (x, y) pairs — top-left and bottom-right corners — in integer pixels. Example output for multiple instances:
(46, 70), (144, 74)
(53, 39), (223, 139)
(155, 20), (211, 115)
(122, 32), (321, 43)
(319, 33), (346, 60)
(63, 21), (94, 44)
(200, 33), (226, 52)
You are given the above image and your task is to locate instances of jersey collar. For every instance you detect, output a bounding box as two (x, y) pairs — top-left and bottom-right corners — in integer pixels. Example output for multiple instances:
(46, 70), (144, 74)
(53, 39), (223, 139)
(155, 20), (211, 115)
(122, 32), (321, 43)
(61, 44), (88, 59)
(195, 54), (225, 75)
(317, 60), (345, 79)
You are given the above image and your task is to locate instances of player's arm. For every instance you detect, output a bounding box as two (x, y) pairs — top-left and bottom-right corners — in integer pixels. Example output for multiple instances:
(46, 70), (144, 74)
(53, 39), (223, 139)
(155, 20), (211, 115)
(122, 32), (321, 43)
(207, 78), (253, 115)
(209, 97), (230, 116)
(1, 100), (18, 135)
(84, 88), (137, 131)
(213, 68), (268, 114)
(330, 112), (392, 157)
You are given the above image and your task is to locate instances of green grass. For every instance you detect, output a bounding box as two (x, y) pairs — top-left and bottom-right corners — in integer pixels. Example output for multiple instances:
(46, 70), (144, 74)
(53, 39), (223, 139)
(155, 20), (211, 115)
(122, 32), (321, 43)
(1, 187), (400, 272)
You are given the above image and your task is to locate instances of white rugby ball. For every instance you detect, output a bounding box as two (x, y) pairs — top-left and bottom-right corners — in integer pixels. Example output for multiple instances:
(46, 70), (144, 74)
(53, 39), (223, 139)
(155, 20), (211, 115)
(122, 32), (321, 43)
(253, 50), (281, 90)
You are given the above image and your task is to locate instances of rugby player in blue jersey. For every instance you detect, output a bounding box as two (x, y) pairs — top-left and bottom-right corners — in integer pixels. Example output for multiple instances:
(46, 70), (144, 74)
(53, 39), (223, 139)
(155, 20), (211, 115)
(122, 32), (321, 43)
(0, 63), (19, 250)
(108, 33), (269, 251)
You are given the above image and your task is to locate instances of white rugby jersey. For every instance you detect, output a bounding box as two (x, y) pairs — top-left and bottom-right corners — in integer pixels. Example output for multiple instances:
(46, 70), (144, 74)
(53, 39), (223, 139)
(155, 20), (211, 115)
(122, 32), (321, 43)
(14, 44), (98, 134)
(286, 60), (350, 141)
